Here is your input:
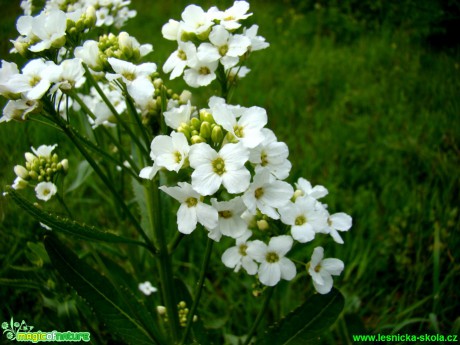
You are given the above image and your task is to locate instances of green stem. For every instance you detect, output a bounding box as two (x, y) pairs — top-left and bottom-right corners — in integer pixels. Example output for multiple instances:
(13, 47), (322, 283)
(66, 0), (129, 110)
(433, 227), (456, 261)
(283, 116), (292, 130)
(167, 232), (185, 255)
(148, 179), (181, 342)
(49, 108), (155, 253)
(243, 287), (275, 345)
(180, 237), (214, 345)
(123, 85), (151, 150)
(55, 193), (72, 218)
(82, 63), (149, 158)
(70, 91), (142, 175)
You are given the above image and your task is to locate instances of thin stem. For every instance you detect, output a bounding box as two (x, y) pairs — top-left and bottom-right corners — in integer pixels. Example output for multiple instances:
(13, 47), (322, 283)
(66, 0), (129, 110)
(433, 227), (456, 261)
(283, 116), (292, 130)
(55, 193), (72, 218)
(49, 107), (156, 253)
(70, 91), (141, 175)
(167, 232), (185, 255)
(243, 287), (275, 345)
(82, 63), (149, 157)
(123, 84), (151, 150)
(148, 180), (182, 342)
(180, 237), (214, 345)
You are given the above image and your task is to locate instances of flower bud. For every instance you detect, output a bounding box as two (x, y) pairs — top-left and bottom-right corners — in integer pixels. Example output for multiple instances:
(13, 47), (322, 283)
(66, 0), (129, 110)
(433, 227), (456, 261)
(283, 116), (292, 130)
(177, 125), (191, 139)
(85, 6), (96, 27)
(60, 159), (69, 172)
(190, 117), (201, 130)
(25, 152), (35, 163)
(211, 125), (223, 144)
(200, 121), (211, 139)
(153, 78), (163, 89)
(12, 177), (28, 190)
(14, 165), (29, 179)
(191, 135), (205, 144)
(179, 90), (192, 103)
(28, 170), (38, 180)
(293, 189), (304, 201)
(257, 219), (269, 231)
(156, 306), (166, 315)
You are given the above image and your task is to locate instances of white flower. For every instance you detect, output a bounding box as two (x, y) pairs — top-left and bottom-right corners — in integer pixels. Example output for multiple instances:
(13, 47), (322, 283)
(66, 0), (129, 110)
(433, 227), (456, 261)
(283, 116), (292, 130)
(210, 197), (248, 239)
(279, 197), (328, 243)
(323, 212), (352, 244)
(12, 176), (28, 190)
(49, 58), (85, 92)
(295, 177), (328, 200)
(210, 97), (267, 149)
(35, 181), (57, 201)
(75, 40), (104, 71)
(1, 98), (38, 123)
(0, 60), (20, 98)
(138, 281), (158, 296)
(250, 128), (291, 180)
(161, 19), (181, 41)
(242, 169), (293, 220)
(246, 235), (296, 286)
(160, 182), (218, 234)
(95, 7), (114, 27)
(163, 101), (193, 130)
(126, 76), (155, 111)
(189, 142), (250, 196)
(243, 25), (269, 52)
(180, 4), (215, 38)
(149, 132), (190, 173)
(308, 247), (344, 294)
(197, 25), (251, 69)
(212, 1), (252, 31)
(183, 57), (218, 88)
(31, 144), (57, 158)
(8, 59), (55, 100)
(163, 41), (196, 80)
(29, 10), (67, 52)
(221, 230), (258, 274)
(107, 58), (157, 84)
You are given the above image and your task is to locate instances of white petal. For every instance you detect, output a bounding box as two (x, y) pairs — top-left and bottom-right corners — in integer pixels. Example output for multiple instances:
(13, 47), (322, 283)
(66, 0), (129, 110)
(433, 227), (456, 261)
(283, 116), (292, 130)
(322, 258), (344, 276)
(219, 142), (249, 169)
(189, 143), (216, 168)
(246, 240), (266, 263)
(258, 262), (281, 286)
(177, 203), (197, 234)
(196, 202), (218, 229)
(310, 247), (324, 267)
(279, 257), (296, 281)
(222, 247), (241, 269)
(268, 235), (293, 256)
(313, 273), (333, 294)
(291, 224), (315, 243)
(222, 168), (250, 194)
(191, 165), (222, 196)
(242, 257), (258, 275)
(330, 212), (352, 231)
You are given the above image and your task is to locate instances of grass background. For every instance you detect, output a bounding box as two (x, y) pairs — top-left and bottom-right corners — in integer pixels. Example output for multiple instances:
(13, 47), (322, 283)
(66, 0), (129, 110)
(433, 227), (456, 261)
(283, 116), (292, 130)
(1, 0), (459, 343)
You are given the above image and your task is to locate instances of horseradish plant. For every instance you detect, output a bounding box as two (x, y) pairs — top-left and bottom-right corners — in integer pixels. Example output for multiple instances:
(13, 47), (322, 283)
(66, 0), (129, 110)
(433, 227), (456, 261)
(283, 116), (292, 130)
(1, 0), (351, 344)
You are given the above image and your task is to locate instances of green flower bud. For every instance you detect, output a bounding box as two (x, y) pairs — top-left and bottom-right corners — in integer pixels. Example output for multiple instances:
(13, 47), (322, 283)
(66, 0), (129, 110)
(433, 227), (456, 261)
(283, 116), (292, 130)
(153, 78), (163, 89)
(191, 130), (199, 136)
(29, 171), (38, 180)
(191, 135), (205, 144)
(196, 27), (212, 40)
(200, 121), (211, 139)
(14, 165), (29, 179)
(177, 125), (191, 139)
(25, 152), (36, 163)
(179, 90), (192, 103)
(211, 125), (224, 144)
(190, 117), (201, 130)
(257, 219), (269, 231)
(156, 306), (166, 315)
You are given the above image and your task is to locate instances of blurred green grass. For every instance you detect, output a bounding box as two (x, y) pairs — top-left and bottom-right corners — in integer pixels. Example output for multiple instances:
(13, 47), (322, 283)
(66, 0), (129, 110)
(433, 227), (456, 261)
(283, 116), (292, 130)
(1, 0), (459, 343)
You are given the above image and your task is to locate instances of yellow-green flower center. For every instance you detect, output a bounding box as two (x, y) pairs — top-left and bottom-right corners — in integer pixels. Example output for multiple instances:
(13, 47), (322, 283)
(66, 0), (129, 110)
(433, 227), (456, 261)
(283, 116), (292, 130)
(265, 251), (279, 263)
(177, 49), (187, 60)
(233, 125), (244, 138)
(218, 210), (233, 219)
(174, 151), (182, 163)
(212, 157), (226, 175)
(29, 76), (41, 87)
(314, 264), (322, 273)
(254, 187), (264, 199)
(260, 151), (268, 166)
(199, 66), (211, 75)
(219, 44), (229, 56)
(238, 244), (248, 256)
(295, 215), (307, 226)
(185, 197), (198, 207)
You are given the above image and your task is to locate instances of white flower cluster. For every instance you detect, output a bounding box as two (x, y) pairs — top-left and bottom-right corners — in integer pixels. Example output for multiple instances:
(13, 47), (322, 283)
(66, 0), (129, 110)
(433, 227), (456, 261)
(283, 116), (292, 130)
(140, 95), (352, 292)
(12, 144), (68, 202)
(162, 1), (269, 87)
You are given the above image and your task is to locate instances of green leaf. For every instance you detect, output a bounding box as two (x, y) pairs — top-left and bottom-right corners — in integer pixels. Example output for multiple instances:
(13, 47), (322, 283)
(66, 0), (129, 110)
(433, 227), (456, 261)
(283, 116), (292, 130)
(257, 288), (344, 345)
(6, 187), (146, 247)
(66, 160), (93, 193)
(44, 235), (165, 345)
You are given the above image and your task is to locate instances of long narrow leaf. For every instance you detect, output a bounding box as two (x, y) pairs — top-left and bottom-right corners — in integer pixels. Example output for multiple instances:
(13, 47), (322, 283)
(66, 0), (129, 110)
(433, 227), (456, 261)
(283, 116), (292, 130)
(6, 187), (147, 247)
(257, 288), (344, 345)
(44, 235), (163, 344)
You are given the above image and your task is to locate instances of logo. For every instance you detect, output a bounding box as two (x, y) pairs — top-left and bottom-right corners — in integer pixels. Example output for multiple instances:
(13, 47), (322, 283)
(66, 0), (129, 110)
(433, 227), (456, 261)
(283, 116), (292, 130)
(2, 318), (90, 343)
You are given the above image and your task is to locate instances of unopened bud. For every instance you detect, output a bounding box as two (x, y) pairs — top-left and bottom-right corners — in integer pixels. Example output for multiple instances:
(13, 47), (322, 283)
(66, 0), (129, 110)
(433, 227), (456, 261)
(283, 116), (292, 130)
(156, 306), (166, 315)
(257, 219), (269, 231)
(190, 117), (201, 130)
(179, 90), (192, 103)
(200, 121), (211, 139)
(211, 125), (223, 144)
(191, 135), (205, 144)
(14, 165), (29, 179)
(293, 189), (304, 201)
(25, 152), (36, 163)
(60, 159), (69, 172)
(85, 6), (96, 27)
(177, 125), (190, 139)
